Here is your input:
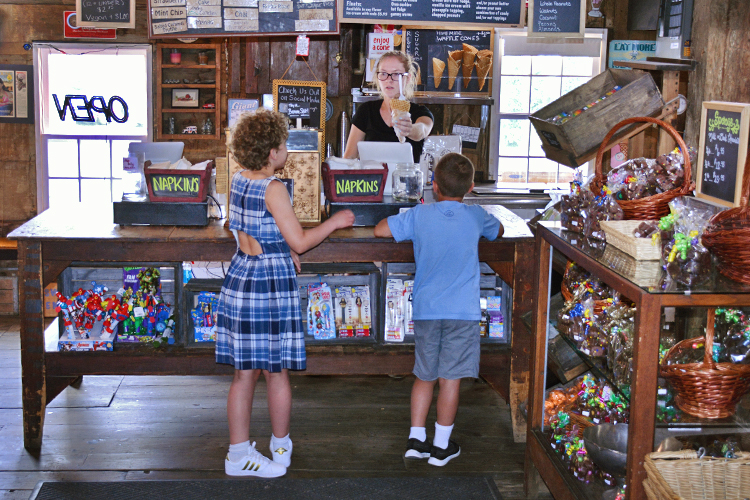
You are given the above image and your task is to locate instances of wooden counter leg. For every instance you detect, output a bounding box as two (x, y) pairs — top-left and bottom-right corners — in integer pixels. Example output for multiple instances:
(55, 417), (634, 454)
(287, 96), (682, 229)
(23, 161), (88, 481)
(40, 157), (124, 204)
(625, 297), (661, 500)
(18, 241), (47, 450)
(509, 239), (535, 443)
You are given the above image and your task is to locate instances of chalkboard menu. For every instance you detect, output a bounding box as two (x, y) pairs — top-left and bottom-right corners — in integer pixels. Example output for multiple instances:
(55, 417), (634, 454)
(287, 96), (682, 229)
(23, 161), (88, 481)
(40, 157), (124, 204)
(528, 0), (585, 37)
(148, 0), (338, 38)
(696, 102), (750, 207)
(77, 0), (135, 28)
(339, 0), (523, 28)
(273, 80), (326, 133)
(404, 29), (493, 94)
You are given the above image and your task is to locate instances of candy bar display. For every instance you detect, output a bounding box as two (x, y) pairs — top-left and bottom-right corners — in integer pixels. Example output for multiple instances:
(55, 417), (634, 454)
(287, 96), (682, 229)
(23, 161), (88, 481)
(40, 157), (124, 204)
(549, 86), (622, 125)
(384, 279), (406, 342)
(334, 285), (372, 338)
(190, 292), (219, 342)
(307, 283), (336, 340)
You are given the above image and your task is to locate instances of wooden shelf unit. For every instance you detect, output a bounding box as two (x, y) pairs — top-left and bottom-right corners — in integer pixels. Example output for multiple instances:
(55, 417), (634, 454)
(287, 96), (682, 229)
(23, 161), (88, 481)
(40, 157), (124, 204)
(156, 42), (221, 140)
(525, 224), (750, 500)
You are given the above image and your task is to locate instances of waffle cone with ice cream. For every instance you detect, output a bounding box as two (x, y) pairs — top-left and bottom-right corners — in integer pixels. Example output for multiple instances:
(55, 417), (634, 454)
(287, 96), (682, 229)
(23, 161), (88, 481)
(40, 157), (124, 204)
(390, 98), (411, 143)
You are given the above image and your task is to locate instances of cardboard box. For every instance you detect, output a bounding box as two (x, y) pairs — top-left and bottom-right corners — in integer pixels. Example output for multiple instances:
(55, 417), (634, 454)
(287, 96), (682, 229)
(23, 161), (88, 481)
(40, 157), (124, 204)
(58, 319), (115, 352)
(529, 69), (664, 168)
(43, 283), (58, 318)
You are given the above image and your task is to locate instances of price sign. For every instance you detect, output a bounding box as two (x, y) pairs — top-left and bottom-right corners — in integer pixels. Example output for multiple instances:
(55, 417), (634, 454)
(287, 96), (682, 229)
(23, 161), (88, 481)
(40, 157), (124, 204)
(76, 0), (135, 29)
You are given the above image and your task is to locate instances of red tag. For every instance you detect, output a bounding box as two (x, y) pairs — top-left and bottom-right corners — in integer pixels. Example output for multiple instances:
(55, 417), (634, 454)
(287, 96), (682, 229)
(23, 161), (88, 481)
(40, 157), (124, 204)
(64, 11), (116, 39)
(296, 35), (309, 57)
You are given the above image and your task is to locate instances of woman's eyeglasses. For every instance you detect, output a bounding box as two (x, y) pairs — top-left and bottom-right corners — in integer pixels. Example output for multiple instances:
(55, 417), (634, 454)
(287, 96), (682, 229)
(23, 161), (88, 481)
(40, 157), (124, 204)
(376, 72), (409, 81)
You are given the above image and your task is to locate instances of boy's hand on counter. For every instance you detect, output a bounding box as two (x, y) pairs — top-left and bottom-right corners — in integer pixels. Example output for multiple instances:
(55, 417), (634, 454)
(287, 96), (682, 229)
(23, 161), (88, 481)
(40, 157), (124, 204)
(374, 218), (392, 238)
(329, 209), (356, 229)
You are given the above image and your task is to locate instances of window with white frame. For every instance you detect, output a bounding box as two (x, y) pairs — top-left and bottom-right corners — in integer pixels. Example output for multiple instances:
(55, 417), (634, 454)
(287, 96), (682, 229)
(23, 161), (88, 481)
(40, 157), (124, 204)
(489, 30), (607, 189)
(34, 43), (152, 210)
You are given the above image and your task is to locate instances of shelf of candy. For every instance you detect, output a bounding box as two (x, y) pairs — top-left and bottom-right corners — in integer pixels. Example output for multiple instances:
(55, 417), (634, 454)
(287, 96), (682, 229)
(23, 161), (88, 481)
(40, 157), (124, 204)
(384, 279), (412, 343)
(606, 148), (692, 202)
(334, 285), (372, 338)
(306, 283), (336, 340)
(560, 172), (624, 241)
(190, 292), (219, 343)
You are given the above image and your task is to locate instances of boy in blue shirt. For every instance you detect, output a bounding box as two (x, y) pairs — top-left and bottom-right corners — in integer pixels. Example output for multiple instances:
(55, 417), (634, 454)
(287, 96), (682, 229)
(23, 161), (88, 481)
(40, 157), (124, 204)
(374, 153), (503, 466)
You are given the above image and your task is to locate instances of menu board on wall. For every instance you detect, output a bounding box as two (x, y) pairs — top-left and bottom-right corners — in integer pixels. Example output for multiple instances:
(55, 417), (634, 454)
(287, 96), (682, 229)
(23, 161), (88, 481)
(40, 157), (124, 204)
(77, 0), (135, 28)
(404, 28), (493, 94)
(148, 0), (339, 38)
(528, 0), (585, 38)
(696, 101), (750, 207)
(339, 0), (524, 28)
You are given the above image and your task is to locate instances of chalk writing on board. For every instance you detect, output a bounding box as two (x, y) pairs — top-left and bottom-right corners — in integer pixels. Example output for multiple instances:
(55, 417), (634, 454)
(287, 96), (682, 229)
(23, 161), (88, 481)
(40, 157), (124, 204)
(151, 174), (202, 197)
(341, 0), (523, 26)
(532, 0), (581, 34)
(80, 0), (131, 24)
(701, 109), (741, 203)
(335, 174), (383, 197)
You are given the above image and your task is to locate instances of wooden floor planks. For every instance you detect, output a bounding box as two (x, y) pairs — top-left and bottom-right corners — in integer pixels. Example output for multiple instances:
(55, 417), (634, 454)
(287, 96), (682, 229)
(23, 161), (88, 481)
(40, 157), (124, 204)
(0, 315), (550, 499)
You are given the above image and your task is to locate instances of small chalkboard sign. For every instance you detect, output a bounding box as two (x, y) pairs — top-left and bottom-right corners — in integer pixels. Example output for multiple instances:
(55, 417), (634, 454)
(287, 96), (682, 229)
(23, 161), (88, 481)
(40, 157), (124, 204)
(335, 174), (384, 198)
(273, 80), (325, 131)
(696, 101), (750, 207)
(528, 0), (585, 38)
(76, 0), (135, 28)
(286, 102), (311, 119)
(151, 173), (203, 198)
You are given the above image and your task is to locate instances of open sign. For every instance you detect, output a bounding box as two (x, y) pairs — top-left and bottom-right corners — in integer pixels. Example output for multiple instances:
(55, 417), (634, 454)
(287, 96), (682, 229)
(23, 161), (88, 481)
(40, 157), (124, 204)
(52, 94), (129, 123)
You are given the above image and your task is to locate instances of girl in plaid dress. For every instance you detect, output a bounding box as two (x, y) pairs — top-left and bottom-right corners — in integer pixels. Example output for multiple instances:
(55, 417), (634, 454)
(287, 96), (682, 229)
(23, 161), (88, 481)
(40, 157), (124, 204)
(218, 109), (354, 477)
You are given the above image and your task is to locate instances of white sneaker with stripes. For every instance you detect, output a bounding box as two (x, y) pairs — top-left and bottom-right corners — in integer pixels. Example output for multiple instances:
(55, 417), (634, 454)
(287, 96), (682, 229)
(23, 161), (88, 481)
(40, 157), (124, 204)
(225, 442), (287, 477)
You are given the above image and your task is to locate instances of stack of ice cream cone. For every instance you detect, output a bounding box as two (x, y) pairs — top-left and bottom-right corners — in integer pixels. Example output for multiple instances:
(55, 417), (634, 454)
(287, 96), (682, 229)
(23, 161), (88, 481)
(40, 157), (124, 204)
(447, 50), (462, 90)
(462, 43), (478, 89)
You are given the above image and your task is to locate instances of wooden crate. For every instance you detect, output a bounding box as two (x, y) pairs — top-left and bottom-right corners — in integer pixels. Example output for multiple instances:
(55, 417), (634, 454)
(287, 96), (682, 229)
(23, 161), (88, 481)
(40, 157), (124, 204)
(529, 69), (664, 168)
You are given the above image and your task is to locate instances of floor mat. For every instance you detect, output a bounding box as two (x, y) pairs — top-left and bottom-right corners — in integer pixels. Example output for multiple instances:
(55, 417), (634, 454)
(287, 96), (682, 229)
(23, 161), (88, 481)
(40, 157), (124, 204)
(31, 476), (502, 500)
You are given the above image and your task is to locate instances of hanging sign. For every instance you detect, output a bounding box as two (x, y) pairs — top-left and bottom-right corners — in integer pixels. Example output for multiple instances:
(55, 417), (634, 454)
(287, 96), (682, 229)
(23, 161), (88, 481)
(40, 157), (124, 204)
(528, 0), (586, 38)
(64, 11), (117, 39)
(76, 0), (135, 29)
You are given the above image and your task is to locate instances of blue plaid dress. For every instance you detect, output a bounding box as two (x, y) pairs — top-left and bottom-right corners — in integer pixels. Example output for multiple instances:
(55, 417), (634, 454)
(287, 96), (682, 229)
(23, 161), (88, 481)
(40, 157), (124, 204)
(215, 173), (305, 372)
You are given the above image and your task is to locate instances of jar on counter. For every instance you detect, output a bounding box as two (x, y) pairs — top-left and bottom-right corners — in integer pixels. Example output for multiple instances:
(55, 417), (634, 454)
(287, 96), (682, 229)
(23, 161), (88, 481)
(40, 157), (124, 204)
(392, 163), (423, 202)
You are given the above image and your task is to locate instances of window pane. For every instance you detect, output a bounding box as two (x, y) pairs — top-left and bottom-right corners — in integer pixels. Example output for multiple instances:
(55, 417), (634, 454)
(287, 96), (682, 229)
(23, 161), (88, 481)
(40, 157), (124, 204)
(558, 165), (580, 184)
(496, 157), (528, 183)
(529, 127), (545, 157)
(562, 57), (593, 76)
(47, 139), (78, 178)
(532, 56), (562, 75)
(530, 76), (562, 113)
(500, 55), (530, 75)
(49, 179), (80, 207)
(499, 76), (530, 113)
(80, 139), (111, 178)
(498, 119), (530, 156)
(112, 179), (124, 202)
(529, 157), (559, 184)
(81, 179), (113, 204)
(562, 76), (591, 95)
(111, 140), (135, 179)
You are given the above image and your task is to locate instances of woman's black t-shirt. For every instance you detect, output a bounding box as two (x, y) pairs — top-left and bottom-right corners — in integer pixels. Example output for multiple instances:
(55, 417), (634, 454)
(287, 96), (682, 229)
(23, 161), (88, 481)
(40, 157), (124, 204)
(351, 99), (434, 163)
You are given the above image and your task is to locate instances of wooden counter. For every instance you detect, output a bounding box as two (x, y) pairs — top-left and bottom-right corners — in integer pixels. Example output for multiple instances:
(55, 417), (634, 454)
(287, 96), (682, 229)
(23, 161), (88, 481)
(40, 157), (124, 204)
(10, 204), (534, 450)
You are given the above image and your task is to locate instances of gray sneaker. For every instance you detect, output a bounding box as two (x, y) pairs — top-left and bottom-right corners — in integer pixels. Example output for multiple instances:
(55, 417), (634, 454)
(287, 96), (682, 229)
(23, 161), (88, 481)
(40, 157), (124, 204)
(404, 437), (432, 459)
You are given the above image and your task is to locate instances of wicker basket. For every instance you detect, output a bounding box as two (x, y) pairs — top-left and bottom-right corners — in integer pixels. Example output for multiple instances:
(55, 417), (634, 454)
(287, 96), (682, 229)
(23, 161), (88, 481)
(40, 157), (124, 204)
(599, 220), (661, 260)
(702, 150), (750, 284)
(591, 117), (694, 220)
(660, 309), (750, 419)
(644, 450), (750, 500)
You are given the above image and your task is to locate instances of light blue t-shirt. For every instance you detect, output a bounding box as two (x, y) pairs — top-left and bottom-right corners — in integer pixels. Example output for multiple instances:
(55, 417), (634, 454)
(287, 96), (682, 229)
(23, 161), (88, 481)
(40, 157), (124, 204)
(387, 201), (501, 321)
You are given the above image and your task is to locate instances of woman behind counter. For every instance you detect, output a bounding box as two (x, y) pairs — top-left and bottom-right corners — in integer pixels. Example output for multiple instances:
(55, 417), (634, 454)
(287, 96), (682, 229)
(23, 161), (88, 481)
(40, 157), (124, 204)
(343, 51), (434, 164)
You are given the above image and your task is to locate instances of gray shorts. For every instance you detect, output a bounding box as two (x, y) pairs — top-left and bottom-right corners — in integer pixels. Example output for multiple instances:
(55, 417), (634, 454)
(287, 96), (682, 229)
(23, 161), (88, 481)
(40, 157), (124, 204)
(413, 319), (480, 381)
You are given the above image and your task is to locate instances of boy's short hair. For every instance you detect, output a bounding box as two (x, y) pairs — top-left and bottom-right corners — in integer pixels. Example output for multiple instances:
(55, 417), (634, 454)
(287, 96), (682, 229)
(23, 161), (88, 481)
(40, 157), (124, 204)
(434, 153), (475, 198)
(228, 108), (289, 171)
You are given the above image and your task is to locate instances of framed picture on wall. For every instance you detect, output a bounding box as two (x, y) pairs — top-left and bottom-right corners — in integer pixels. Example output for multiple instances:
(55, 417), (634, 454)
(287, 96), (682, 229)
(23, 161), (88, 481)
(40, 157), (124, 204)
(172, 89), (199, 108)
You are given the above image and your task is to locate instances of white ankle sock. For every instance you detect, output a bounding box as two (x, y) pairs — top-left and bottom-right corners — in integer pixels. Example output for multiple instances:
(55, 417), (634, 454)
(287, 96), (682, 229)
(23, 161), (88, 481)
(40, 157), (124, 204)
(434, 423), (454, 449)
(228, 440), (249, 462)
(409, 427), (427, 442)
(271, 433), (291, 449)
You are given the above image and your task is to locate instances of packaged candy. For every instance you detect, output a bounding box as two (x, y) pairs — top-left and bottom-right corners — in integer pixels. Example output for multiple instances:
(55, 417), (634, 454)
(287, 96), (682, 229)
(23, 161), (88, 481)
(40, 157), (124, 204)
(334, 285), (372, 338)
(307, 283), (336, 340)
(384, 279), (406, 342)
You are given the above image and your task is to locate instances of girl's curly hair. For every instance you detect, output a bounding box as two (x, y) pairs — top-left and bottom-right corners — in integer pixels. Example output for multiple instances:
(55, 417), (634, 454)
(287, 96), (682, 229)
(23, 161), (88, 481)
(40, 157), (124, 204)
(227, 108), (289, 171)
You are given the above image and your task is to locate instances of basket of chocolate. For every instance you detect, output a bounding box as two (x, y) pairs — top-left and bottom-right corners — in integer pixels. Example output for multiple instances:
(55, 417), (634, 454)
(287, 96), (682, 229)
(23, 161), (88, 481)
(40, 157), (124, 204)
(702, 153), (750, 284)
(590, 117), (694, 220)
(660, 308), (750, 419)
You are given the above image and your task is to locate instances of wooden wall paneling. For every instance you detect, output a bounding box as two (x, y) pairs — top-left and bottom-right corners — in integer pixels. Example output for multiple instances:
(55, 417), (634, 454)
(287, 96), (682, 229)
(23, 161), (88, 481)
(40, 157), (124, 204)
(257, 39), (271, 95)
(337, 27), (353, 97)
(613, 0), (630, 40)
(269, 38), (328, 84)
(327, 37), (340, 97)
(230, 41), (241, 94)
(245, 39), (257, 94)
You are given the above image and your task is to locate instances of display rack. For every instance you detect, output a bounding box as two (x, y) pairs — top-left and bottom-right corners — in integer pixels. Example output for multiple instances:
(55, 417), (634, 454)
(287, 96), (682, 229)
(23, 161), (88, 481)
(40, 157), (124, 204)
(156, 42), (221, 140)
(525, 223), (750, 500)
